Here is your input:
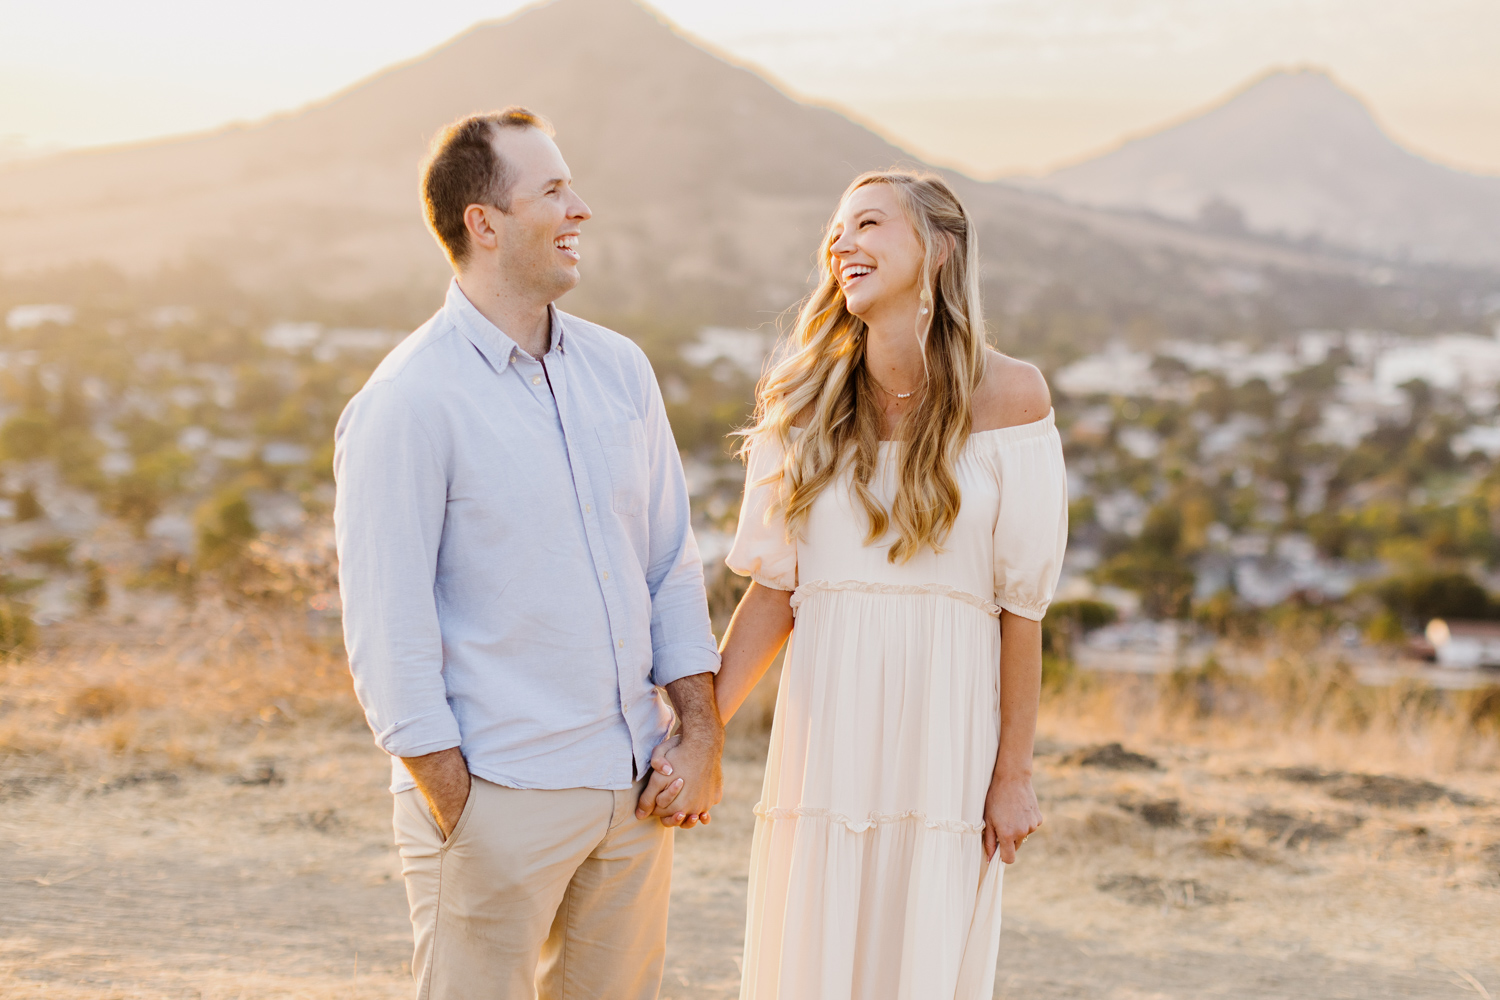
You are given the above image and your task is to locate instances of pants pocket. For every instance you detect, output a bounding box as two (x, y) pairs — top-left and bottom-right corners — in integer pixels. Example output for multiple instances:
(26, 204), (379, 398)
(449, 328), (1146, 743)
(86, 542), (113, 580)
(439, 776), (481, 851)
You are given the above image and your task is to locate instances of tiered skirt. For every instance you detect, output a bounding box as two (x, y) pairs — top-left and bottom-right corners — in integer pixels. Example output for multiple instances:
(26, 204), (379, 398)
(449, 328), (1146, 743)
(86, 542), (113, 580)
(739, 582), (1007, 1000)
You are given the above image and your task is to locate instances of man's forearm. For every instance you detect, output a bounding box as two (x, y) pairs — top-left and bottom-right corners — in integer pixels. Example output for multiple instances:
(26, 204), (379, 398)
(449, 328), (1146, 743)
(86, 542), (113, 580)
(664, 671), (723, 748)
(401, 746), (471, 838)
(656, 672), (724, 823)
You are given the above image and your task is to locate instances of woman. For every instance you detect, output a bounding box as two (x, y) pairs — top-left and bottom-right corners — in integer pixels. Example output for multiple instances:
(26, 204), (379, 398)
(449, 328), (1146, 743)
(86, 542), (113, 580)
(714, 170), (1067, 999)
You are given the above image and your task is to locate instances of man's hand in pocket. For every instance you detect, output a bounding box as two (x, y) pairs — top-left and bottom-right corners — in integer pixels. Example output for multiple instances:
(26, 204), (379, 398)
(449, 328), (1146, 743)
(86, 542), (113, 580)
(401, 747), (472, 838)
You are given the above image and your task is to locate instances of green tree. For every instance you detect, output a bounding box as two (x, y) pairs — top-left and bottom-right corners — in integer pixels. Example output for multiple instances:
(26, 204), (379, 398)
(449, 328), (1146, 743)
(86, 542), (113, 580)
(0, 412), (54, 461)
(12, 488), (43, 522)
(0, 604), (32, 655)
(196, 489), (258, 571)
(84, 560), (108, 612)
(1373, 571), (1498, 622)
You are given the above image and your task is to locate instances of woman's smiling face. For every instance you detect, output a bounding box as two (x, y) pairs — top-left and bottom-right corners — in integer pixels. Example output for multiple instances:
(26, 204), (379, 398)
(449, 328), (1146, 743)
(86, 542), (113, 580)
(828, 183), (924, 321)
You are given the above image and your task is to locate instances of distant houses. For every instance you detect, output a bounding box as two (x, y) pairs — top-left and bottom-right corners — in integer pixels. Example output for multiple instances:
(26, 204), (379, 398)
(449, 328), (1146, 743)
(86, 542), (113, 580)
(1425, 619), (1500, 669)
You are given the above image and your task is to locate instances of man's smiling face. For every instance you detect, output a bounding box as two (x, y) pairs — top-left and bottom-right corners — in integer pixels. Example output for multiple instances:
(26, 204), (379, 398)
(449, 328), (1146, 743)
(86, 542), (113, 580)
(488, 126), (592, 302)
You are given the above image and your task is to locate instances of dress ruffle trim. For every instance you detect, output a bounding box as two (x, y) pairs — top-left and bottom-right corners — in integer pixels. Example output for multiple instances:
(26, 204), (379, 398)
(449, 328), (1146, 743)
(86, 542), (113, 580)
(789, 579), (1002, 617)
(754, 803), (985, 835)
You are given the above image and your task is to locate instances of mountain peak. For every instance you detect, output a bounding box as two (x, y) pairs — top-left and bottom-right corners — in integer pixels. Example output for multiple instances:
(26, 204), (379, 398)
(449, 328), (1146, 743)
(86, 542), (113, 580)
(1029, 67), (1500, 266)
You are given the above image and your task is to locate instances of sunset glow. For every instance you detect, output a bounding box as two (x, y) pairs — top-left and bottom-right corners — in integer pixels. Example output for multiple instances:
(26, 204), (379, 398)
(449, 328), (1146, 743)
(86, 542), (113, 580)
(1, 0), (1497, 176)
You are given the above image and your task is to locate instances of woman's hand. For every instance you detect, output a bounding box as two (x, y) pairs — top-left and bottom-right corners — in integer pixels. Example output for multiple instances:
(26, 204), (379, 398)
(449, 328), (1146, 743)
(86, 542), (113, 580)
(635, 733), (719, 828)
(983, 773), (1042, 864)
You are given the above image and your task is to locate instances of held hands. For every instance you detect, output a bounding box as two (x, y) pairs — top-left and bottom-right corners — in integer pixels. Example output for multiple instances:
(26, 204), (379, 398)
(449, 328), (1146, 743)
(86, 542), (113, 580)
(634, 733), (724, 829)
(983, 772), (1043, 865)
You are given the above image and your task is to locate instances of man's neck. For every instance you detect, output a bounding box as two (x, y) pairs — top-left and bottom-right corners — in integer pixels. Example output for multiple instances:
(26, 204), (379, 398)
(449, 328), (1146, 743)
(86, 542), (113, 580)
(455, 272), (552, 358)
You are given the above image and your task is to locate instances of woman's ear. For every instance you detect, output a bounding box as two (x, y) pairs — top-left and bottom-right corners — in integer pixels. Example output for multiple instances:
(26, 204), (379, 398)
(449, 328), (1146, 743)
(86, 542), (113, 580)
(934, 232), (955, 269)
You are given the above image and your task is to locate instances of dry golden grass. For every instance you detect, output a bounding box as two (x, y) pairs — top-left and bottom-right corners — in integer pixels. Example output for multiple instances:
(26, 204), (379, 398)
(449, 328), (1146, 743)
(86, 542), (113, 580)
(1038, 652), (1500, 779)
(0, 603), (363, 788)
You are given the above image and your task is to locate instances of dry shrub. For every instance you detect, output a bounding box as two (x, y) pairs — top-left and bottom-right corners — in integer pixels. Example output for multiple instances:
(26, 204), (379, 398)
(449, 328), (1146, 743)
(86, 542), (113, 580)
(1040, 649), (1500, 775)
(66, 684), (130, 720)
(1464, 685), (1500, 733)
(1039, 807), (1149, 857)
(0, 604), (364, 784)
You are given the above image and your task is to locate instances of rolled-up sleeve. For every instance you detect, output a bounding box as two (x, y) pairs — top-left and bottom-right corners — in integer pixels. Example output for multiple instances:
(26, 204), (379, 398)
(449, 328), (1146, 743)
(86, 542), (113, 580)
(333, 380), (460, 757)
(638, 361), (720, 687)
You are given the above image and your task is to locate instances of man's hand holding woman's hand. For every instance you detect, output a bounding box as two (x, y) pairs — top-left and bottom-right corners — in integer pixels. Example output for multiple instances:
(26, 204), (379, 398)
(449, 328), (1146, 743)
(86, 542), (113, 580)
(638, 671), (724, 829)
(635, 733), (723, 829)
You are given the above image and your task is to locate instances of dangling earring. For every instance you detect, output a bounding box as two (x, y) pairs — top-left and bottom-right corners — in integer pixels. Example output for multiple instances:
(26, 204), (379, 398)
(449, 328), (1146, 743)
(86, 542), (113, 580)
(919, 288), (931, 316)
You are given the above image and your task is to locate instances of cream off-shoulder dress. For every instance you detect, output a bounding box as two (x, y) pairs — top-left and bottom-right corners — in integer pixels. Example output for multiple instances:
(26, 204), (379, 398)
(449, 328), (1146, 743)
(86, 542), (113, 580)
(725, 412), (1068, 1000)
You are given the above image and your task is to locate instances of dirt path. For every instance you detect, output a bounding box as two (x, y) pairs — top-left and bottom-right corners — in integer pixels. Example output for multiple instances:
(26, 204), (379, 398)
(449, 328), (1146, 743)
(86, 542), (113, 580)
(2, 731), (1497, 999)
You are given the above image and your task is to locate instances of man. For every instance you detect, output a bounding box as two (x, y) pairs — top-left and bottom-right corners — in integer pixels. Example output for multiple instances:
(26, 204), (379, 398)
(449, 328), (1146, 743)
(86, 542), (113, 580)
(333, 107), (723, 1000)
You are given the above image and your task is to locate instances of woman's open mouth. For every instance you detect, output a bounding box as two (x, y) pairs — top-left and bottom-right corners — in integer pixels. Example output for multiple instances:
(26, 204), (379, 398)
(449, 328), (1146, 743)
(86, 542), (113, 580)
(841, 263), (873, 287)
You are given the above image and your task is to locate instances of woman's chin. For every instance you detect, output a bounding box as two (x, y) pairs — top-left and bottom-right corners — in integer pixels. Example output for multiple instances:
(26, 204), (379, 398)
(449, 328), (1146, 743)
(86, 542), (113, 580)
(843, 294), (875, 320)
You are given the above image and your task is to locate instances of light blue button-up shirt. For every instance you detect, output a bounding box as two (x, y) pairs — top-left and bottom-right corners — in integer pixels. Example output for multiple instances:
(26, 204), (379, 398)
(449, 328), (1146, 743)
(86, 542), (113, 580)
(333, 280), (719, 793)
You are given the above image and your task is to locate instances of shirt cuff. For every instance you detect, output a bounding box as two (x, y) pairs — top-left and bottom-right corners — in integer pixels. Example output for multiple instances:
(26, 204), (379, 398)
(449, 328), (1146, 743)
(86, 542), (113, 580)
(651, 641), (721, 687)
(373, 708), (463, 758)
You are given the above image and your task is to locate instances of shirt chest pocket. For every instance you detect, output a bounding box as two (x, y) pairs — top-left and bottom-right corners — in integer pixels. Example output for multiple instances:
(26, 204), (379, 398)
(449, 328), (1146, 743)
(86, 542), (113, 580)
(596, 419), (648, 517)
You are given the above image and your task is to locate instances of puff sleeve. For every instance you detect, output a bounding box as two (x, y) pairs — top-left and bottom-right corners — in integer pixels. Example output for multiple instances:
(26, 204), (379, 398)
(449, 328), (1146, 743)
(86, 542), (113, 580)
(991, 415), (1068, 620)
(725, 432), (798, 592)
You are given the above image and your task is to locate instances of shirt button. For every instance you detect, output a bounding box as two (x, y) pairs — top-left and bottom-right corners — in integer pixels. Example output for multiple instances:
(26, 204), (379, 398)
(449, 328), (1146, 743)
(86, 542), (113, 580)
(584, 503), (592, 513)
(617, 640), (625, 649)
(531, 375), (542, 385)
(602, 570), (610, 580)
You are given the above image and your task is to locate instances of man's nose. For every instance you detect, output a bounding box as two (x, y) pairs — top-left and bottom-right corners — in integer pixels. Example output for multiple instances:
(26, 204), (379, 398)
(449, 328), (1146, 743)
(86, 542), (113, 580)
(570, 193), (592, 221)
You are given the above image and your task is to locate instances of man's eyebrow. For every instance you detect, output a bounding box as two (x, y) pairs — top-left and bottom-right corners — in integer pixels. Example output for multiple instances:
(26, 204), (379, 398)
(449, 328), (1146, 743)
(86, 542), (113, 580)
(540, 176), (569, 189)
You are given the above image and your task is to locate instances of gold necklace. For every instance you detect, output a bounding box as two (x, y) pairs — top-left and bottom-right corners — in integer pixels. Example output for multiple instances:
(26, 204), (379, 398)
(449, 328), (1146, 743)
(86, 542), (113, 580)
(872, 376), (923, 400)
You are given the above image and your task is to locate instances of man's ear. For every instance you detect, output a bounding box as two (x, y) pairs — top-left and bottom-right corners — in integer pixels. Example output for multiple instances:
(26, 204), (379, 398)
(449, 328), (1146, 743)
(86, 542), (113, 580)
(463, 203), (501, 254)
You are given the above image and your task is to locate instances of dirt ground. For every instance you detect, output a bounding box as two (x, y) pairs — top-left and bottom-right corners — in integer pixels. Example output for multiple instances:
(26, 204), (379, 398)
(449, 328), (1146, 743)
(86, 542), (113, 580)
(1, 620), (1499, 999)
(3, 723), (1499, 1000)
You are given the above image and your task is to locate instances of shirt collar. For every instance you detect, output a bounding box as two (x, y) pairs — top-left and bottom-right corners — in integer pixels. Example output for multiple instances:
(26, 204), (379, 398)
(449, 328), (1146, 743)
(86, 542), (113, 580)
(443, 279), (565, 370)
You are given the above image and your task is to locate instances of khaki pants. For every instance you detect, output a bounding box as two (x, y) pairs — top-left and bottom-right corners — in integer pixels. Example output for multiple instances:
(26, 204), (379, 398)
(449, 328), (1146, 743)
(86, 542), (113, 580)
(393, 775), (673, 1000)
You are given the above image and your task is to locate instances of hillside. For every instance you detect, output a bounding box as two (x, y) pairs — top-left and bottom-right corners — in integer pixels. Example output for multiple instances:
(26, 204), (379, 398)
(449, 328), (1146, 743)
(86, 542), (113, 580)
(1029, 69), (1500, 269)
(0, 2), (1494, 343)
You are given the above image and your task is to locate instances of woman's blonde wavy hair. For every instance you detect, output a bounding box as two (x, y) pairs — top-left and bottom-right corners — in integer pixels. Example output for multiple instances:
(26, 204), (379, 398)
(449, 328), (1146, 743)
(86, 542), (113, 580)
(742, 170), (987, 564)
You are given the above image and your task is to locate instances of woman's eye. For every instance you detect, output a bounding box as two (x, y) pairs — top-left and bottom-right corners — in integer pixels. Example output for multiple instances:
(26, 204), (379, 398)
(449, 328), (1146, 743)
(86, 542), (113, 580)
(859, 219), (876, 228)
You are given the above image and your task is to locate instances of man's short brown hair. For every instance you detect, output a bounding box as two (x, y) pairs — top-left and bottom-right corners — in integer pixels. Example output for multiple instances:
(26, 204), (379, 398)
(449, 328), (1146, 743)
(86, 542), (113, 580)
(421, 107), (555, 267)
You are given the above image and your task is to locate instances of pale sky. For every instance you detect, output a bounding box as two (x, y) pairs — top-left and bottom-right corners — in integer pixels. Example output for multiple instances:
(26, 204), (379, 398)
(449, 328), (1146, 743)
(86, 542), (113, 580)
(1, 0), (1497, 177)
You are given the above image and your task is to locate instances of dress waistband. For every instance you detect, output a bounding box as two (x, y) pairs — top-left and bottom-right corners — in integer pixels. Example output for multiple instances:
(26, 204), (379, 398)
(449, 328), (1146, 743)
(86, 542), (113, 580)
(789, 579), (1002, 617)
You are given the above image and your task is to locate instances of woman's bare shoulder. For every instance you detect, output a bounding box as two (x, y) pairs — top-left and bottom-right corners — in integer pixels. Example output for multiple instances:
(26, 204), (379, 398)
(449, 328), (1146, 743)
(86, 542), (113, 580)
(971, 350), (1051, 433)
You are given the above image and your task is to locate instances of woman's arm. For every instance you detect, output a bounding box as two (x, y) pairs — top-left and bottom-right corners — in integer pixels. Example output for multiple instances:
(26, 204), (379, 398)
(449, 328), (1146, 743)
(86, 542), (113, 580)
(983, 610), (1045, 863)
(715, 582), (795, 723)
(635, 581), (794, 823)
